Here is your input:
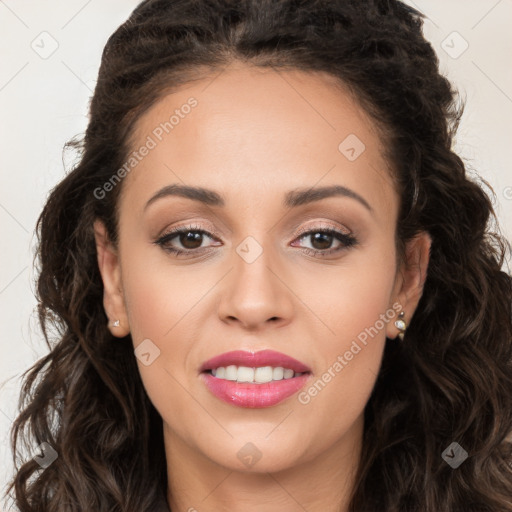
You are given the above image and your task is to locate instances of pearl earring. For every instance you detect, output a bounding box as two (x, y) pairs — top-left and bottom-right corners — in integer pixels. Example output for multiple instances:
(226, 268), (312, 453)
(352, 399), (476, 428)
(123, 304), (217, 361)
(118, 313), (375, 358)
(111, 320), (120, 327)
(394, 311), (407, 340)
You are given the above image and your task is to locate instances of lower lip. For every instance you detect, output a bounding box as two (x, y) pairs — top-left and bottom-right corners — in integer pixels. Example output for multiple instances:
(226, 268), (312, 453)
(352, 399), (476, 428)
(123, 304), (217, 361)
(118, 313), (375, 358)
(200, 372), (311, 408)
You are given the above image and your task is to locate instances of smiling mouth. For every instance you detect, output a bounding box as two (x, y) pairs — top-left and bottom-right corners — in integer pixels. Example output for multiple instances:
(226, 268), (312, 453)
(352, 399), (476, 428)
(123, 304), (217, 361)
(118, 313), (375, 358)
(203, 365), (310, 384)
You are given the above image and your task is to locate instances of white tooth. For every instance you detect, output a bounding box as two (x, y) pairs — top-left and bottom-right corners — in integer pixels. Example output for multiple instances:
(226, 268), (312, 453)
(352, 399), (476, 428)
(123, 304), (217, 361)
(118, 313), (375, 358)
(272, 367), (284, 380)
(212, 365), (301, 382)
(225, 365), (238, 380)
(254, 366), (274, 383)
(283, 368), (294, 379)
(237, 366), (255, 382)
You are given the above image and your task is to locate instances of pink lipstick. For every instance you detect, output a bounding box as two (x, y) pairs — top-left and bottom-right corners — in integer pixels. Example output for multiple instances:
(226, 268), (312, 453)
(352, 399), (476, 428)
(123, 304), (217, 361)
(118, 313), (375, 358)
(199, 350), (312, 408)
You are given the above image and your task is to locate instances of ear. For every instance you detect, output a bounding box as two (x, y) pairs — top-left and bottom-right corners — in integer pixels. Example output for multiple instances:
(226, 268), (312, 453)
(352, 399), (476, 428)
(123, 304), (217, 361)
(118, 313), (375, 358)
(386, 231), (432, 339)
(93, 219), (130, 338)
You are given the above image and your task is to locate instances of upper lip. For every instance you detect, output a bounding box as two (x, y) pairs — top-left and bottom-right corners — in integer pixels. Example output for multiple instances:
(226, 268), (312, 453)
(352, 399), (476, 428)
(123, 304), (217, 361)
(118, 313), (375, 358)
(200, 349), (311, 373)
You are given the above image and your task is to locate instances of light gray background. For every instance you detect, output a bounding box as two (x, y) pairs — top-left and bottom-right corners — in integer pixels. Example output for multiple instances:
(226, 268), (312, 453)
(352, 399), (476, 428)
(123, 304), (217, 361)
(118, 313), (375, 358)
(1, 1), (511, 509)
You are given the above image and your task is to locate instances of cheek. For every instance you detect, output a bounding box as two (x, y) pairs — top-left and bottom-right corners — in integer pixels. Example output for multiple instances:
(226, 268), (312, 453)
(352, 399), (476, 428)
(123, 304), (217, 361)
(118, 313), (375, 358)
(120, 239), (201, 342)
(118, 243), (196, 391)
(294, 239), (397, 416)
(296, 232), (397, 343)
(120, 250), (198, 430)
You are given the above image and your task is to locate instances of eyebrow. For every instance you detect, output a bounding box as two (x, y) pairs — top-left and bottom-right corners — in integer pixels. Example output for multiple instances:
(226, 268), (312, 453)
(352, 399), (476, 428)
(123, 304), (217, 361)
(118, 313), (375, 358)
(144, 184), (373, 213)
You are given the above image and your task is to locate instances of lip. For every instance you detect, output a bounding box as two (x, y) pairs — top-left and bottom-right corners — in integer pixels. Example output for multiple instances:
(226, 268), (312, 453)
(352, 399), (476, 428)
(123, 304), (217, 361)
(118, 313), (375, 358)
(200, 372), (310, 408)
(199, 349), (311, 373)
(199, 350), (312, 408)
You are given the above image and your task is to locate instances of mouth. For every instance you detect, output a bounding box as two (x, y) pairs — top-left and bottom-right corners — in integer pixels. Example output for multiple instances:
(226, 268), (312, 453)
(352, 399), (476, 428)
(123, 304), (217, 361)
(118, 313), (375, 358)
(199, 350), (312, 408)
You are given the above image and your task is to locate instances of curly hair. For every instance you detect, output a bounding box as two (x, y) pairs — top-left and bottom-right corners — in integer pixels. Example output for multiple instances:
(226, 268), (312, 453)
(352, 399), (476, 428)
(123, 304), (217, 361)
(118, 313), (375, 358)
(5, 0), (512, 510)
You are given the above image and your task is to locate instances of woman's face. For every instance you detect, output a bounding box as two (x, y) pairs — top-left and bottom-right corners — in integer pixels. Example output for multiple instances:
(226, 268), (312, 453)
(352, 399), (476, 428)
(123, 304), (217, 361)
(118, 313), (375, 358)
(95, 62), (430, 475)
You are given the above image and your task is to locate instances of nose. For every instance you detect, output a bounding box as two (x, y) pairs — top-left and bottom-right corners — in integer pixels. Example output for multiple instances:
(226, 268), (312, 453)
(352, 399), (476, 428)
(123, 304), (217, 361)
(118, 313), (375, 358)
(217, 241), (295, 331)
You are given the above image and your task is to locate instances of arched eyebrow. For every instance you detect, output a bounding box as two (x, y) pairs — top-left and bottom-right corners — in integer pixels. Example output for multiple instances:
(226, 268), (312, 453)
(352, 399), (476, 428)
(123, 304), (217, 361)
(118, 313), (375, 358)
(144, 184), (224, 210)
(144, 184), (373, 213)
(284, 185), (372, 212)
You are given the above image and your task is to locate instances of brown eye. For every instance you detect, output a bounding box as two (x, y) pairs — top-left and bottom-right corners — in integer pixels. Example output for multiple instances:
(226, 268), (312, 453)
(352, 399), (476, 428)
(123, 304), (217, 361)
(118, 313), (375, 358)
(177, 231), (204, 250)
(154, 225), (220, 256)
(309, 232), (335, 250)
(154, 225), (357, 259)
(292, 227), (358, 257)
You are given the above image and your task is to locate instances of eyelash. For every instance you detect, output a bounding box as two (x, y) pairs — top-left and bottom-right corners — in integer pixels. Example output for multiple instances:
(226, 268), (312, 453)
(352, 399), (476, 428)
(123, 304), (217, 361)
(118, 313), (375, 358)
(154, 223), (358, 258)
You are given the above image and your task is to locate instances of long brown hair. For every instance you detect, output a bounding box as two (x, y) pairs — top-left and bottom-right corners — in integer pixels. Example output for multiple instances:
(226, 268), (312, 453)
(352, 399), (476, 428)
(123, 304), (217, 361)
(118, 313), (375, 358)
(5, 0), (512, 510)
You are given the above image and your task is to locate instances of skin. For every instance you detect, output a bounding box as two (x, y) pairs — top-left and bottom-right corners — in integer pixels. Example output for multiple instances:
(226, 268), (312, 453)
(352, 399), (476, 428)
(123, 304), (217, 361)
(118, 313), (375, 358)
(94, 61), (431, 512)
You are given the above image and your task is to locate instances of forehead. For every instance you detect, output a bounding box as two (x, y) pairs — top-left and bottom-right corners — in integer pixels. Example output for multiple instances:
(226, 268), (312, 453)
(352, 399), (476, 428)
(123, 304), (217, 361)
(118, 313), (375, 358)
(120, 63), (396, 217)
